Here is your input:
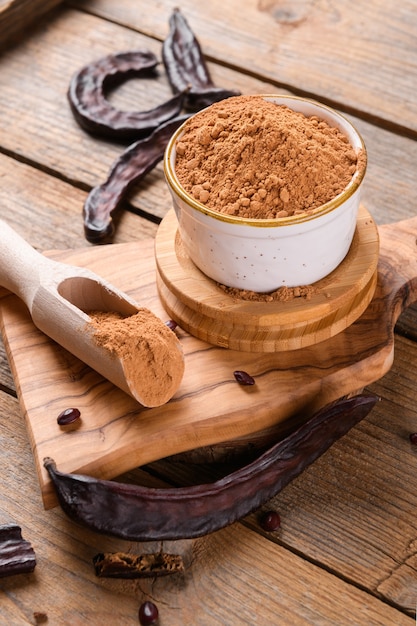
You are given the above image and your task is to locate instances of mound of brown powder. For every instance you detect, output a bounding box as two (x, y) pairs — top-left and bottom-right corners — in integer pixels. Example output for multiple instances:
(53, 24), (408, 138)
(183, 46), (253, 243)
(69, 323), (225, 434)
(175, 95), (362, 219)
(88, 309), (184, 407)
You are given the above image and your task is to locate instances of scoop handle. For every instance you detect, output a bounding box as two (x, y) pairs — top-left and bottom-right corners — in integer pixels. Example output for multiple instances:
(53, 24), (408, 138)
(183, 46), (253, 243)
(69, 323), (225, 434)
(0, 220), (52, 309)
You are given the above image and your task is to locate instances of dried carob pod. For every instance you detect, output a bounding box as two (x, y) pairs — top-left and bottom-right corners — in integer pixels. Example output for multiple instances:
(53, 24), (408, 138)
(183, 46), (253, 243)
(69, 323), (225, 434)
(68, 50), (186, 140)
(93, 550), (184, 579)
(69, 9), (241, 242)
(44, 394), (378, 541)
(0, 524), (36, 578)
(162, 8), (240, 111)
(83, 113), (190, 242)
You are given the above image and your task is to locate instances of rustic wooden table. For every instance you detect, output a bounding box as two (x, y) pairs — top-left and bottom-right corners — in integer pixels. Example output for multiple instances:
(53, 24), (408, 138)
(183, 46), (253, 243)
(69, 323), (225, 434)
(0, 1), (417, 624)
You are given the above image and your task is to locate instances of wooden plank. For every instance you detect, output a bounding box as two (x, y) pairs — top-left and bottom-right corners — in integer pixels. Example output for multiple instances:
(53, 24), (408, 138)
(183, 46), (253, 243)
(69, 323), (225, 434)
(0, 0), (62, 50)
(150, 336), (417, 617)
(0, 393), (413, 625)
(264, 338), (417, 616)
(69, 0), (417, 135)
(283, 333), (417, 615)
(0, 153), (157, 251)
(0, 6), (416, 228)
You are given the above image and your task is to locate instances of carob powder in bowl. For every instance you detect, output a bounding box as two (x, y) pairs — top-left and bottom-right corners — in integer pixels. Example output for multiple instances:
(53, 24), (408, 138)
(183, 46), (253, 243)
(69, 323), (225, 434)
(164, 94), (367, 291)
(174, 95), (363, 219)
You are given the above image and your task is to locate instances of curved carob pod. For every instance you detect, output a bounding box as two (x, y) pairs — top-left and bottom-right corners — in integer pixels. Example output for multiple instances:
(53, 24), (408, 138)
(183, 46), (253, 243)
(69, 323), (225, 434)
(163, 8), (240, 111)
(68, 50), (186, 140)
(83, 113), (190, 242)
(44, 393), (378, 542)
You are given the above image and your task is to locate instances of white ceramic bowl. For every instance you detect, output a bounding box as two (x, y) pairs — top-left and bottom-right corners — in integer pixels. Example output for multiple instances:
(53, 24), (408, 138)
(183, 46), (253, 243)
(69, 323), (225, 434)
(164, 95), (367, 292)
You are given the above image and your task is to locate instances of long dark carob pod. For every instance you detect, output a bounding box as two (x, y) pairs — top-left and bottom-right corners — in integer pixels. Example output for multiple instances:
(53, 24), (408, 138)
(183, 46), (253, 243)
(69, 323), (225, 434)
(44, 393), (378, 542)
(0, 524), (36, 578)
(68, 50), (186, 140)
(83, 113), (190, 242)
(162, 8), (240, 111)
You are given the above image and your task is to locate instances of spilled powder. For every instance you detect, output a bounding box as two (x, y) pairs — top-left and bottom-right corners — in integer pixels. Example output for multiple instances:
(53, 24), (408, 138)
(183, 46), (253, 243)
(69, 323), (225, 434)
(175, 95), (363, 219)
(88, 309), (184, 407)
(218, 283), (318, 302)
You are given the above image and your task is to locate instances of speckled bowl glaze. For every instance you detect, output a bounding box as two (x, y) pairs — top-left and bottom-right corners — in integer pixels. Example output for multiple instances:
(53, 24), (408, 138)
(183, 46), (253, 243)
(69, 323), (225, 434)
(164, 95), (367, 292)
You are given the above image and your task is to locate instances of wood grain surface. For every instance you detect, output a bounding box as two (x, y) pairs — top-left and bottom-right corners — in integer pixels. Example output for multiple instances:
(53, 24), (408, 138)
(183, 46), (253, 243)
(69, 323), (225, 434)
(0, 384), (413, 625)
(0, 0), (63, 50)
(0, 7), (416, 227)
(1, 208), (417, 511)
(68, 0), (417, 135)
(1, 1), (416, 623)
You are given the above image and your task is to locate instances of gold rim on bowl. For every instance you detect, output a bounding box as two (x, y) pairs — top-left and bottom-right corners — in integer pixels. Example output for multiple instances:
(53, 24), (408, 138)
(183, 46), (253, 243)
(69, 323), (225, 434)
(164, 95), (367, 228)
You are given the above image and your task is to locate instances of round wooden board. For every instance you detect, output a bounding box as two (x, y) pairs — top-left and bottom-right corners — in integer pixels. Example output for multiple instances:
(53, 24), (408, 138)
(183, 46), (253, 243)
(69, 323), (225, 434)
(155, 206), (380, 352)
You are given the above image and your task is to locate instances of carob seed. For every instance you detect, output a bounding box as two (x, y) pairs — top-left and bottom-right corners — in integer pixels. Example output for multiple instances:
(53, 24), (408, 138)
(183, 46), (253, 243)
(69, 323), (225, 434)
(233, 370), (255, 385)
(57, 408), (81, 426)
(165, 319), (178, 331)
(138, 601), (159, 625)
(260, 510), (281, 532)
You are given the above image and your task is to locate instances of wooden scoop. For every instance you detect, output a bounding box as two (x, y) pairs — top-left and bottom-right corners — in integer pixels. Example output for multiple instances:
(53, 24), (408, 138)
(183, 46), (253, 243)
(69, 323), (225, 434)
(0, 220), (184, 407)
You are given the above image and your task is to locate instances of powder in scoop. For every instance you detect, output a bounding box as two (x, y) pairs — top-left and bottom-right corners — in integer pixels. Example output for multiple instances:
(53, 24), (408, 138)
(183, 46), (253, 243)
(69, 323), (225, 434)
(175, 95), (363, 219)
(88, 309), (184, 407)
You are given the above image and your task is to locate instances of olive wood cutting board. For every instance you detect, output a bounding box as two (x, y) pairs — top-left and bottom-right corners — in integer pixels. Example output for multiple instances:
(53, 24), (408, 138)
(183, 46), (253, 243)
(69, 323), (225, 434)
(1, 206), (416, 509)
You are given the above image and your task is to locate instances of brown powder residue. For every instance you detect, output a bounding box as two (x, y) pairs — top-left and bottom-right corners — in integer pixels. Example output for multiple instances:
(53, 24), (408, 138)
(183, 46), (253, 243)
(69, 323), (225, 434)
(88, 309), (184, 407)
(175, 95), (362, 219)
(218, 282), (318, 302)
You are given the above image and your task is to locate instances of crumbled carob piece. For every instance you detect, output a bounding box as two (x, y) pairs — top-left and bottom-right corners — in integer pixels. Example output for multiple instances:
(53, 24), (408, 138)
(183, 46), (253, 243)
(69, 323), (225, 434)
(0, 523), (36, 578)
